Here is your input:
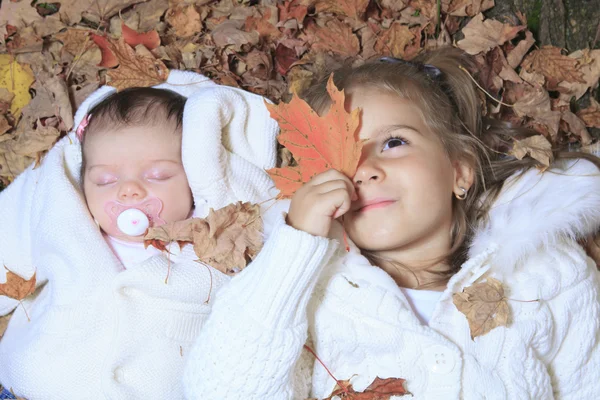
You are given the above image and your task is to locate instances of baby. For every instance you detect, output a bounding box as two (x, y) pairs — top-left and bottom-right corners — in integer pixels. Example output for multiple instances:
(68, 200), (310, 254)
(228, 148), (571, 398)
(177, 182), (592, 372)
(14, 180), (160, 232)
(0, 72), (280, 400)
(80, 87), (194, 267)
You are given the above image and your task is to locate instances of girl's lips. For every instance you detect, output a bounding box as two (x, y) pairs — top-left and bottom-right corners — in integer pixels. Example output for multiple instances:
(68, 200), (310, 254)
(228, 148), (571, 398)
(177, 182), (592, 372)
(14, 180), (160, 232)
(358, 200), (396, 213)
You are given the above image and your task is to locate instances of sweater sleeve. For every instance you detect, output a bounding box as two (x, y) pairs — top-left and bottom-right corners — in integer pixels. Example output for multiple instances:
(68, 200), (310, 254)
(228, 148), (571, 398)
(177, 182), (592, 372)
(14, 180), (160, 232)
(541, 253), (600, 399)
(0, 164), (39, 316)
(183, 214), (338, 400)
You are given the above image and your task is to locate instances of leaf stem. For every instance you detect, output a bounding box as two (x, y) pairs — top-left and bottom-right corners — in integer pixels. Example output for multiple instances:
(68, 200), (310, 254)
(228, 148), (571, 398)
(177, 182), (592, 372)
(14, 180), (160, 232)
(303, 344), (348, 395)
(18, 300), (30, 322)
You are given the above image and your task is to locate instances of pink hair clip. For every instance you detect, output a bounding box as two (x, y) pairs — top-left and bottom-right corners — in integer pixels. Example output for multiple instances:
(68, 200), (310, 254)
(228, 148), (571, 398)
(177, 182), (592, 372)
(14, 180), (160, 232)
(76, 114), (91, 141)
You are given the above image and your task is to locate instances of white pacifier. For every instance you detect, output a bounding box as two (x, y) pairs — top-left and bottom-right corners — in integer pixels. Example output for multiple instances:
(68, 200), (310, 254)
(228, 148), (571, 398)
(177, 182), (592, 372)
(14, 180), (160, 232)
(117, 208), (150, 236)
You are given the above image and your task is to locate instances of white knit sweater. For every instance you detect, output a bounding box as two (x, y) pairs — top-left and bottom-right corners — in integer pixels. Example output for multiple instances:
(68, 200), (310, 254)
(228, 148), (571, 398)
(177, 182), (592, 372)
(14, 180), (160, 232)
(0, 71), (280, 399)
(183, 158), (600, 400)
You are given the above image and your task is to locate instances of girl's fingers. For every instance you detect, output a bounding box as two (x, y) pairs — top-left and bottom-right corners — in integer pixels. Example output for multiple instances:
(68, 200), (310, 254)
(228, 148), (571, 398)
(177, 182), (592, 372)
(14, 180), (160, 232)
(308, 169), (349, 186)
(319, 188), (352, 219)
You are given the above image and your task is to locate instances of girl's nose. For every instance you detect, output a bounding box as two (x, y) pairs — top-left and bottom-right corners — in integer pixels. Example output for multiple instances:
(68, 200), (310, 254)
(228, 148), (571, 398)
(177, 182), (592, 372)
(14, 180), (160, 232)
(117, 180), (147, 202)
(353, 158), (383, 186)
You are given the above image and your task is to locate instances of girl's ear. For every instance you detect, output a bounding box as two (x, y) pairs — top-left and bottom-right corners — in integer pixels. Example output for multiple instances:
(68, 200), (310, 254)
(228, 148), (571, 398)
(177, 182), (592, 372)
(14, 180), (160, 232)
(452, 159), (475, 194)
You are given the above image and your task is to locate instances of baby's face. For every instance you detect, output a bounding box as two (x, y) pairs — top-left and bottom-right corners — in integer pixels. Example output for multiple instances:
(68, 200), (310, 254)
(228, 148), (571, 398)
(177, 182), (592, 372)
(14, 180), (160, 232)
(83, 123), (193, 242)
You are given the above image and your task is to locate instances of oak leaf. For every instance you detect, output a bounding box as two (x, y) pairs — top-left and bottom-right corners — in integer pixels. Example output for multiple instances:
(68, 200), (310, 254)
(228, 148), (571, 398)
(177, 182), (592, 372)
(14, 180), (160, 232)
(509, 135), (553, 168)
(266, 74), (362, 198)
(144, 219), (195, 252)
(0, 268), (36, 301)
(106, 38), (169, 91)
(521, 46), (586, 89)
(457, 13), (525, 55)
(321, 376), (410, 399)
(453, 277), (509, 339)
(192, 202), (263, 275)
(577, 98), (600, 128)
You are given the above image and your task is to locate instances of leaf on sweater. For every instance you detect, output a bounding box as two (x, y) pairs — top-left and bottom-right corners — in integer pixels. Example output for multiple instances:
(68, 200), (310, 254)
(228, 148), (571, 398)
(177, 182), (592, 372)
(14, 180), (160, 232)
(192, 201), (263, 275)
(509, 135), (553, 168)
(144, 219), (195, 252)
(0, 267), (36, 301)
(266, 74), (362, 198)
(319, 376), (410, 399)
(0, 311), (13, 339)
(452, 277), (509, 339)
(106, 38), (169, 91)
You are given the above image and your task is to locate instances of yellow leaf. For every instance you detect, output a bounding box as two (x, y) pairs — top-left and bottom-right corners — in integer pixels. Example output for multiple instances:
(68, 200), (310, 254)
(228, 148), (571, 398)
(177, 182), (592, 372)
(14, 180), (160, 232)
(0, 55), (35, 118)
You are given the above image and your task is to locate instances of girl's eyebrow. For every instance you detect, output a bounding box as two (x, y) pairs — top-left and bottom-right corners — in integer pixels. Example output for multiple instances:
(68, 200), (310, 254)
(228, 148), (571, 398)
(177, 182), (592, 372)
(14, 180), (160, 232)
(372, 124), (423, 138)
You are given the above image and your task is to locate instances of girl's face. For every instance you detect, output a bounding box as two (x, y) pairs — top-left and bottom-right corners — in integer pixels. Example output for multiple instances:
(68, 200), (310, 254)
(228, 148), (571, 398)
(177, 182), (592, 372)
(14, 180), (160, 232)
(83, 123), (193, 242)
(345, 88), (472, 260)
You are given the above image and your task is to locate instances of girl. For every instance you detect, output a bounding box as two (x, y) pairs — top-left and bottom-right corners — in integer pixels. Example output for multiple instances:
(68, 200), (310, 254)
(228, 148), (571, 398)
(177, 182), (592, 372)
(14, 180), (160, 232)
(183, 48), (600, 399)
(0, 71), (280, 399)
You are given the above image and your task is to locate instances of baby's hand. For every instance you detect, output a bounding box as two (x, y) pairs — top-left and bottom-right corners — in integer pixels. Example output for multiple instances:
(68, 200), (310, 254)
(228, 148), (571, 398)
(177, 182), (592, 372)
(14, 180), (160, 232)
(286, 169), (356, 237)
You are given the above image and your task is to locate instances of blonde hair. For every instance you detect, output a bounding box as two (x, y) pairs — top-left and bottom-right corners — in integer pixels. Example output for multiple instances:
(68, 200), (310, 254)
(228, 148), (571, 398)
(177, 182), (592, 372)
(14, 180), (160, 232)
(300, 47), (600, 287)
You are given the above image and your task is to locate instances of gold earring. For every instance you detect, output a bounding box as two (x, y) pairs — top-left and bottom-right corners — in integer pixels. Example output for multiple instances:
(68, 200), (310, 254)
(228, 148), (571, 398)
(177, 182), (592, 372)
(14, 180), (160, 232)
(455, 187), (467, 200)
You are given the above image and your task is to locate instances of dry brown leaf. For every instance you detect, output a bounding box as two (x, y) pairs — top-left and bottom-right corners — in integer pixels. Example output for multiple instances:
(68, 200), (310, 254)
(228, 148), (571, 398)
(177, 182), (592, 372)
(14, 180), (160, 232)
(558, 49), (600, 101)
(166, 4), (202, 38)
(58, 0), (148, 26)
(212, 20), (259, 51)
(313, 0), (370, 19)
(443, 0), (495, 17)
(0, 116), (10, 135)
(304, 19), (360, 58)
(0, 311), (13, 339)
(561, 111), (593, 145)
(144, 219), (195, 252)
(322, 376), (410, 399)
(521, 46), (586, 89)
(12, 123), (61, 158)
(0, 0), (43, 30)
(506, 30), (535, 68)
(54, 28), (94, 57)
(192, 202), (263, 275)
(106, 38), (169, 91)
(374, 22), (416, 60)
(509, 135), (554, 167)
(512, 86), (561, 139)
(0, 268), (36, 301)
(577, 98), (600, 128)
(457, 13), (525, 55)
(452, 277), (509, 339)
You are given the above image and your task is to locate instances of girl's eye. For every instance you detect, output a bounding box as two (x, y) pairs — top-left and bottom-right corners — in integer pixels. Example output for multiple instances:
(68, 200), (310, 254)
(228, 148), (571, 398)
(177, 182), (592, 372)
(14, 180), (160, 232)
(94, 176), (117, 186)
(382, 136), (408, 151)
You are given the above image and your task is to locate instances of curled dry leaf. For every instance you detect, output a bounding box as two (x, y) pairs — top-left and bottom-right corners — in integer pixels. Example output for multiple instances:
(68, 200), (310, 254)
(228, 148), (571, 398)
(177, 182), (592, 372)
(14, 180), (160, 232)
(266, 74), (362, 198)
(452, 277), (509, 339)
(561, 111), (592, 144)
(457, 13), (525, 55)
(91, 34), (119, 68)
(193, 202), (263, 275)
(106, 38), (169, 91)
(320, 376), (409, 400)
(509, 135), (554, 168)
(577, 98), (600, 128)
(0, 267), (36, 301)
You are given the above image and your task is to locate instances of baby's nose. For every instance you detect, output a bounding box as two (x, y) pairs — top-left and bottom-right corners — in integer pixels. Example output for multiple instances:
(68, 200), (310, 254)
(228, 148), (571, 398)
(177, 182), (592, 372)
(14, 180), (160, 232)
(118, 180), (147, 202)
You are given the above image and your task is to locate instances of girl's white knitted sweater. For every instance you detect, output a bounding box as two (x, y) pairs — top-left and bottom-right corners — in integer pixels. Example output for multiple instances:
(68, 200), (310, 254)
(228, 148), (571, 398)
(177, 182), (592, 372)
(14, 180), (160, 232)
(0, 71), (280, 400)
(184, 158), (600, 399)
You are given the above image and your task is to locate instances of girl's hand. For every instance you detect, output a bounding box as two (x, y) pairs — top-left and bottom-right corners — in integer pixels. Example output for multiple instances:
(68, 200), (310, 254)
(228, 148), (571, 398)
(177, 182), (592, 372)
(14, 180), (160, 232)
(286, 169), (357, 237)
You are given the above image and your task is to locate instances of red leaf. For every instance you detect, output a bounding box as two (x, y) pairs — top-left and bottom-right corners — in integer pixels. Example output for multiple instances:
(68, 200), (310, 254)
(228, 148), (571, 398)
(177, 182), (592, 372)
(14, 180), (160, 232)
(121, 22), (160, 50)
(265, 75), (362, 198)
(91, 33), (118, 68)
(274, 43), (298, 75)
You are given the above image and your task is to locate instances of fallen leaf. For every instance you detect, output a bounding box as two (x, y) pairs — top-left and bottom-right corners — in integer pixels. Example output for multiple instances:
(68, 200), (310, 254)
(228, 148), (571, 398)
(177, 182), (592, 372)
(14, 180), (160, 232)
(121, 22), (161, 50)
(91, 34), (119, 68)
(192, 201), (263, 275)
(374, 22), (416, 60)
(212, 20), (259, 51)
(106, 38), (170, 91)
(54, 28), (93, 57)
(0, 55), (35, 118)
(452, 277), (509, 339)
(58, 0), (148, 26)
(12, 123), (61, 158)
(144, 219), (195, 252)
(577, 98), (600, 128)
(304, 19), (360, 58)
(558, 49), (600, 101)
(166, 4), (203, 38)
(444, 0), (495, 17)
(457, 13), (525, 55)
(266, 75), (362, 198)
(0, 268), (36, 301)
(512, 86), (561, 139)
(322, 376), (410, 399)
(277, 0), (309, 25)
(521, 46), (586, 89)
(0, 116), (10, 135)
(509, 135), (554, 167)
(561, 111), (592, 145)
(0, 311), (13, 339)
(313, 0), (370, 19)
(506, 30), (535, 68)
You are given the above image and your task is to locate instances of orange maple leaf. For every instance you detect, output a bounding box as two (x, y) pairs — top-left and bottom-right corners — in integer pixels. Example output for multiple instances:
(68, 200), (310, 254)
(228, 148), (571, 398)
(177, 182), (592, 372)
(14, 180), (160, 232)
(121, 22), (161, 50)
(266, 74), (362, 198)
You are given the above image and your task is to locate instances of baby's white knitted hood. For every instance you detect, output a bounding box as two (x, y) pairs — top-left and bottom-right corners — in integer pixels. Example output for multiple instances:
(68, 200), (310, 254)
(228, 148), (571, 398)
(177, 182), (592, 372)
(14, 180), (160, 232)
(71, 70), (279, 215)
